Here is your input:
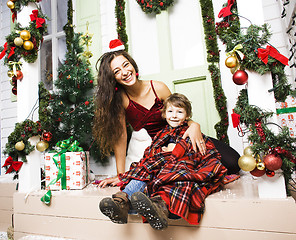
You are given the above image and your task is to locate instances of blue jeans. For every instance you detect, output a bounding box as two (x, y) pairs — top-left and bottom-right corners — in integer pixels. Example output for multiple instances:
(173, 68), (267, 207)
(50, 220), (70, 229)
(122, 179), (147, 214)
(122, 179), (147, 199)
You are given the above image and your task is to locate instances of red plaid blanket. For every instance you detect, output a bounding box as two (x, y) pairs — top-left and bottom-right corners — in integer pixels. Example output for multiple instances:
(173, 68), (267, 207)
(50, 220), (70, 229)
(119, 123), (227, 225)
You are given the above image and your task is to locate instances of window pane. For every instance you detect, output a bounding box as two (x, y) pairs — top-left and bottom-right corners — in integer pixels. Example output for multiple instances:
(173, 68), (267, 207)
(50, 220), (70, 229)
(57, 0), (68, 32)
(40, 40), (53, 90)
(169, 0), (206, 69)
(40, 0), (52, 35)
(58, 36), (66, 68)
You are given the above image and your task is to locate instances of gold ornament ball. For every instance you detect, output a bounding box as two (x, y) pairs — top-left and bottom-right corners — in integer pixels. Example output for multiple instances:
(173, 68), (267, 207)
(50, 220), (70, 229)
(238, 155), (256, 172)
(23, 41), (34, 51)
(225, 56), (237, 68)
(6, 0), (15, 9)
(20, 30), (31, 41)
(243, 146), (254, 156)
(7, 70), (14, 78)
(15, 141), (25, 151)
(14, 37), (24, 47)
(257, 162), (265, 171)
(36, 141), (49, 152)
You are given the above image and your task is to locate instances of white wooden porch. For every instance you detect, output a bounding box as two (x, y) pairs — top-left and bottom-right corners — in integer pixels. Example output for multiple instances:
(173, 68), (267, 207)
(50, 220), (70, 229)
(0, 175), (295, 240)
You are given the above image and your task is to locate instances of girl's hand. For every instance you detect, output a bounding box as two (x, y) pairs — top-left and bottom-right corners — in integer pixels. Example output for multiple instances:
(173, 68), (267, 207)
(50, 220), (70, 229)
(98, 176), (121, 188)
(183, 122), (206, 155)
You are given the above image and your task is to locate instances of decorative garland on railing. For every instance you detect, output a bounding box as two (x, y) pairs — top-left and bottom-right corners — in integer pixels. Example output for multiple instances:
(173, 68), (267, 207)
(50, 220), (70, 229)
(115, 0), (128, 51)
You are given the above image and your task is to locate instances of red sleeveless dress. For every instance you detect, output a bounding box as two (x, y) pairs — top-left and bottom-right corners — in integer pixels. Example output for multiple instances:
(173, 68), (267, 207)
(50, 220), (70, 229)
(125, 81), (167, 138)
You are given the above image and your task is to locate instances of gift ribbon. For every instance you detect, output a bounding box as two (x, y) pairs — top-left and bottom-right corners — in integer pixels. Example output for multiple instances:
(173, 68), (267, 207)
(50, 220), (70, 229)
(41, 137), (84, 205)
(2, 156), (23, 174)
(8, 61), (22, 76)
(218, 0), (235, 18)
(257, 45), (289, 66)
(226, 44), (244, 60)
(0, 42), (15, 60)
(276, 107), (296, 114)
(30, 10), (45, 28)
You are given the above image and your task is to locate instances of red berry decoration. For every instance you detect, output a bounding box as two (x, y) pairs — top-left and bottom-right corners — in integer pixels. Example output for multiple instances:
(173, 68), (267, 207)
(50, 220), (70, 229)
(85, 101), (90, 106)
(42, 132), (53, 142)
(16, 70), (23, 80)
(263, 154), (282, 171)
(266, 169), (275, 177)
(12, 87), (17, 95)
(89, 80), (93, 84)
(232, 70), (248, 85)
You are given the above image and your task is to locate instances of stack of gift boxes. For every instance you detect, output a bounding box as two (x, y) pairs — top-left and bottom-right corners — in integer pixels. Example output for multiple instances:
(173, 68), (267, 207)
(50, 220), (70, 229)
(276, 96), (296, 138)
(44, 151), (90, 190)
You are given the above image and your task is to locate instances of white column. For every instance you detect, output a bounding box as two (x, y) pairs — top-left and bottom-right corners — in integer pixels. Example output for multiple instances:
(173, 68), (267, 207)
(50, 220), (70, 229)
(237, 0), (286, 198)
(17, 3), (41, 193)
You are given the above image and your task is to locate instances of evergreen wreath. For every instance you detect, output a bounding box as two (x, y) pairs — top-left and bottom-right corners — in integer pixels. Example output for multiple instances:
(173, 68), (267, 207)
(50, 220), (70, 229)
(135, 0), (174, 14)
(3, 119), (43, 163)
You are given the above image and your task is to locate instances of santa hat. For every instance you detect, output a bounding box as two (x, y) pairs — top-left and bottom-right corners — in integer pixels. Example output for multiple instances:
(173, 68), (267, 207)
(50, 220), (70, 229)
(109, 39), (125, 52)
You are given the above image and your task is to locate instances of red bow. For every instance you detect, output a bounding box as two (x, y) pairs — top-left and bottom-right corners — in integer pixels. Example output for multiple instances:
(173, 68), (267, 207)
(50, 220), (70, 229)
(231, 110), (240, 128)
(218, 0), (235, 18)
(257, 45), (289, 66)
(2, 156), (23, 174)
(11, 9), (17, 23)
(0, 42), (15, 60)
(30, 10), (45, 28)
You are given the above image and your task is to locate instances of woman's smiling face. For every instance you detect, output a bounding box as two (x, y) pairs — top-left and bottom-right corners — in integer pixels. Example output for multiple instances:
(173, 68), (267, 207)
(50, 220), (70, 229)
(110, 55), (137, 86)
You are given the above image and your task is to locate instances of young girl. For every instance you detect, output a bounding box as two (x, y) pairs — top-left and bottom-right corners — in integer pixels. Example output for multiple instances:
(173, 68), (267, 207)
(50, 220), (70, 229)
(99, 93), (227, 230)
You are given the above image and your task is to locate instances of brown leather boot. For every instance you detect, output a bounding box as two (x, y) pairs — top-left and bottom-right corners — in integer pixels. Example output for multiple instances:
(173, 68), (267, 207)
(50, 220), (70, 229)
(131, 192), (169, 230)
(99, 192), (130, 224)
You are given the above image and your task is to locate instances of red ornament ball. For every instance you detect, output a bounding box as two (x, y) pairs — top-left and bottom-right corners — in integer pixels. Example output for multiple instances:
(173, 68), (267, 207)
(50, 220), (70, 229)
(85, 101), (90, 106)
(160, 2), (163, 6)
(232, 70), (248, 85)
(250, 168), (265, 177)
(263, 154), (282, 171)
(266, 169), (275, 177)
(89, 80), (93, 84)
(42, 132), (53, 142)
(16, 70), (23, 80)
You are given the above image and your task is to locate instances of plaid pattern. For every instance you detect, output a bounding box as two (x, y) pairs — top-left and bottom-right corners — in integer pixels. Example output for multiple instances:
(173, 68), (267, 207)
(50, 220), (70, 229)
(119, 122), (227, 225)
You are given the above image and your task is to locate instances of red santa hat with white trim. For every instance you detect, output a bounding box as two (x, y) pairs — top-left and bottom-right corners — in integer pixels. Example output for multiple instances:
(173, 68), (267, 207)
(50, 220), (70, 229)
(109, 39), (125, 52)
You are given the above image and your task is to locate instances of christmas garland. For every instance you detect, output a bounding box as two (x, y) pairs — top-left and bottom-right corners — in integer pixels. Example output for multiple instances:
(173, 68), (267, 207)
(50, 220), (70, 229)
(199, 0), (229, 144)
(7, 0), (42, 22)
(234, 89), (296, 190)
(215, 2), (294, 102)
(115, 0), (128, 51)
(135, 0), (174, 14)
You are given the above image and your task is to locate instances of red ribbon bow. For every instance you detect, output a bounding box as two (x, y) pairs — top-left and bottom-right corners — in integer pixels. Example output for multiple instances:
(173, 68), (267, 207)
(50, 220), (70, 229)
(0, 42), (15, 60)
(30, 10), (45, 28)
(2, 156), (23, 174)
(257, 45), (289, 66)
(218, 0), (235, 18)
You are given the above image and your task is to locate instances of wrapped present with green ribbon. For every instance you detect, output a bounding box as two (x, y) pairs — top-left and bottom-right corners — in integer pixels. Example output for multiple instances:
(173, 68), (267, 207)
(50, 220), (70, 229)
(276, 96), (296, 138)
(41, 137), (90, 205)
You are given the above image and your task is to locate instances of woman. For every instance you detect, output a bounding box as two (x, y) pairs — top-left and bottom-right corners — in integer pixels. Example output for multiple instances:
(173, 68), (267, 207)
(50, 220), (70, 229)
(93, 39), (239, 188)
(93, 40), (207, 188)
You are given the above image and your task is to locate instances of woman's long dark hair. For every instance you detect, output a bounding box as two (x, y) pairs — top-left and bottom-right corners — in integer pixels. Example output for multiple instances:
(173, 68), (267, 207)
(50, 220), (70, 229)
(93, 50), (138, 155)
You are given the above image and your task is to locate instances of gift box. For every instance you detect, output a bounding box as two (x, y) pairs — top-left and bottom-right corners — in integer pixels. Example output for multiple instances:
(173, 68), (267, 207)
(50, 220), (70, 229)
(276, 96), (296, 137)
(44, 151), (90, 190)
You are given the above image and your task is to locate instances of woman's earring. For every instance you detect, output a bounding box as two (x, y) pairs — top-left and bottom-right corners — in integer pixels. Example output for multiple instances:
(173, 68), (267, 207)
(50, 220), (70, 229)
(136, 73), (139, 77)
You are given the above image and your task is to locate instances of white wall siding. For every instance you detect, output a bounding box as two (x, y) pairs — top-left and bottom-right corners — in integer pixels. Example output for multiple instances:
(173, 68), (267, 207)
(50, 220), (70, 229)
(0, 0), (18, 174)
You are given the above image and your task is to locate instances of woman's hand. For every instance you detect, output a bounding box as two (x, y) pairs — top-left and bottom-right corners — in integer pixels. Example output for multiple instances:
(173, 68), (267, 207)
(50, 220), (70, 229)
(98, 176), (121, 188)
(183, 122), (206, 155)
